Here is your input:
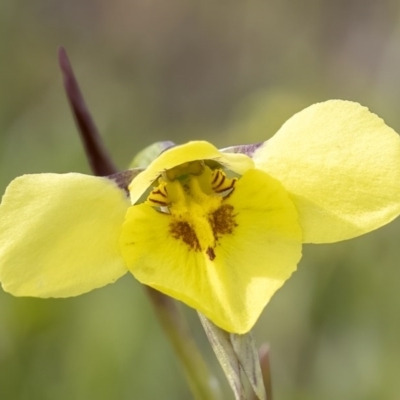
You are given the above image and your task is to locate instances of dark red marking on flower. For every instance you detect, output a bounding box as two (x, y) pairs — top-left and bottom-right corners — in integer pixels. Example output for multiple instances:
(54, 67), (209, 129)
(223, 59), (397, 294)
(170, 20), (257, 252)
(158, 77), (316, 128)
(206, 247), (216, 261)
(153, 189), (167, 197)
(150, 199), (169, 206)
(214, 179), (236, 194)
(170, 221), (201, 251)
(214, 174), (226, 189)
(209, 204), (238, 240)
(212, 171), (221, 184)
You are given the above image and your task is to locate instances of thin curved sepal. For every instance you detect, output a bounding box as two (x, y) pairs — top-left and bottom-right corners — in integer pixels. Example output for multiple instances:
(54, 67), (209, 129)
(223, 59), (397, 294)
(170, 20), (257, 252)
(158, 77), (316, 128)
(199, 313), (267, 400)
(231, 333), (267, 400)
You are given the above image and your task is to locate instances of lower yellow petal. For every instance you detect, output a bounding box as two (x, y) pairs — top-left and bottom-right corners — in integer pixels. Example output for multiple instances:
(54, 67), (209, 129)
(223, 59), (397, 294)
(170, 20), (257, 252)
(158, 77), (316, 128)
(120, 169), (302, 333)
(0, 173), (130, 297)
(253, 100), (400, 243)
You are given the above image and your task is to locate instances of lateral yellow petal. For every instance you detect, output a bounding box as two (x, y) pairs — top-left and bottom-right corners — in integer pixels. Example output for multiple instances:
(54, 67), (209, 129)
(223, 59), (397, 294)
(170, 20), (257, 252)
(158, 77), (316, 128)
(0, 173), (130, 297)
(128, 141), (254, 204)
(120, 169), (302, 333)
(253, 100), (400, 243)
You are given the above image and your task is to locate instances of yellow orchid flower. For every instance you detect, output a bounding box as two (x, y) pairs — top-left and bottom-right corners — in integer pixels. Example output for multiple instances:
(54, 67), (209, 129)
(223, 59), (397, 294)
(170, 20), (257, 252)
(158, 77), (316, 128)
(1, 100), (400, 334)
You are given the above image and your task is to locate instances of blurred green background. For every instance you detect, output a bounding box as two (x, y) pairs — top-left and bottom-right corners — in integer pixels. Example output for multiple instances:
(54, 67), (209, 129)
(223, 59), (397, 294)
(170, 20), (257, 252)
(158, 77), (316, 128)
(1, 1), (400, 399)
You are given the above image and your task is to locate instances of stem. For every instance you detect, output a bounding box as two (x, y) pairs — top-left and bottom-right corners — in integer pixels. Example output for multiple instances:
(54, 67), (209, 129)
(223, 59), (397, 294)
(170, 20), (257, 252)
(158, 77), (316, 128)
(58, 46), (221, 400)
(58, 47), (118, 176)
(146, 287), (222, 400)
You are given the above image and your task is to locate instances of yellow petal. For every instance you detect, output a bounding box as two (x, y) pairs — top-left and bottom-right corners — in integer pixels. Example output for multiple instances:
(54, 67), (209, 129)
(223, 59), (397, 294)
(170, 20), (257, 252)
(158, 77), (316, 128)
(253, 100), (400, 243)
(128, 141), (254, 204)
(120, 169), (302, 333)
(0, 173), (130, 297)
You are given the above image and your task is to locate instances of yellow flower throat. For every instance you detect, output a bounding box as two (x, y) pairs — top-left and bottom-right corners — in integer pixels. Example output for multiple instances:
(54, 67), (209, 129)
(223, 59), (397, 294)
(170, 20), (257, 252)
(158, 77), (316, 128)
(145, 162), (238, 260)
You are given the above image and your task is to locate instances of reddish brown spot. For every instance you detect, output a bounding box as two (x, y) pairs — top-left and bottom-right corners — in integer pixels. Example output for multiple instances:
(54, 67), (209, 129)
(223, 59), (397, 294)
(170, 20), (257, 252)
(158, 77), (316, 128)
(206, 247), (216, 261)
(209, 204), (238, 240)
(169, 220), (201, 251)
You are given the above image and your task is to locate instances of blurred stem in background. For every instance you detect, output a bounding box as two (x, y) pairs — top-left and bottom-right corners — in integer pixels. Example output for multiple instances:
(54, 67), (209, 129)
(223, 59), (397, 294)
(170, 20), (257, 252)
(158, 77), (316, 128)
(147, 288), (222, 399)
(58, 47), (221, 400)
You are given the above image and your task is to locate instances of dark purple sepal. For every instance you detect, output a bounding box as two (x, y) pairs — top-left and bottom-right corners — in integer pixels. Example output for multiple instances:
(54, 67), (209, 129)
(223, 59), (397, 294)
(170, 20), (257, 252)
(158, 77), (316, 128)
(107, 168), (144, 195)
(219, 142), (264, 158)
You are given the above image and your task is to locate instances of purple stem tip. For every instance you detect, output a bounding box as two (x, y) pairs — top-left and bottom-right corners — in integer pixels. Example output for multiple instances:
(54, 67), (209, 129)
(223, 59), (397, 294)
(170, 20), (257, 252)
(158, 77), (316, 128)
(58, 46), (119, 176)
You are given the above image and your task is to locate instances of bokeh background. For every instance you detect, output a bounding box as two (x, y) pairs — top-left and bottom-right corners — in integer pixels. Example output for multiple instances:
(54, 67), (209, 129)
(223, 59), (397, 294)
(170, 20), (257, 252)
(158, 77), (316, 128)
(1, 1), (400, 399)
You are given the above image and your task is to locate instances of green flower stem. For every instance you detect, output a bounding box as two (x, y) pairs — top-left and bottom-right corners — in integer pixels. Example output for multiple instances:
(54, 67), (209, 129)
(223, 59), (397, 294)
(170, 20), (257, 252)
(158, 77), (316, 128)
(146, 286), (222, 400)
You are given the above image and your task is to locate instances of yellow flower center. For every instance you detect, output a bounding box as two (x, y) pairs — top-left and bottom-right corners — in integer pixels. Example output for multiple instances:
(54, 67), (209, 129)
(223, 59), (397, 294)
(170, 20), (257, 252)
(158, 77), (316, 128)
(145, 162), (238, 260)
